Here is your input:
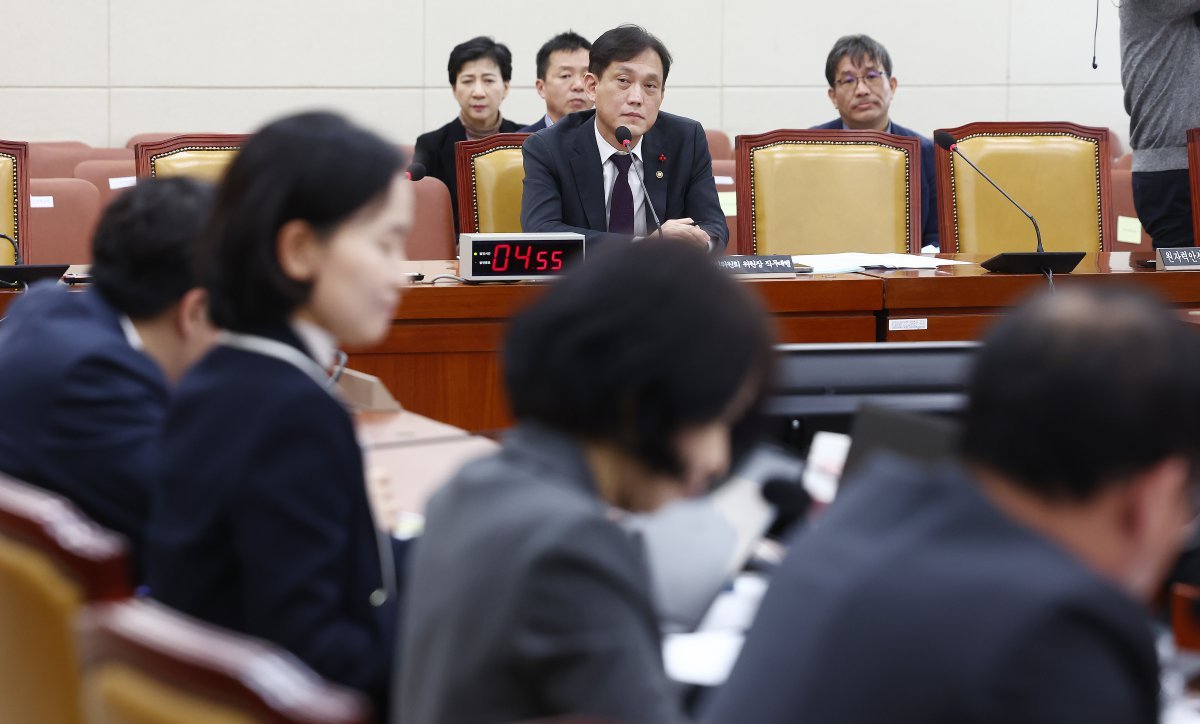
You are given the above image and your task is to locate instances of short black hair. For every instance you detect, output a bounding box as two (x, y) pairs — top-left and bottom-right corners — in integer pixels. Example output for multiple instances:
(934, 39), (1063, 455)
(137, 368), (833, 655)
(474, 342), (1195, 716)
(589, 25), (672, 84)
(961, 286), (1200, 502)
(504, 242), (774, 479)
(824, 34), (893, 87)
(91, 177), (214, 320)
(202, 111), (404, 333)
(535, 31), (592, 80)
(448, 36), (513, 86)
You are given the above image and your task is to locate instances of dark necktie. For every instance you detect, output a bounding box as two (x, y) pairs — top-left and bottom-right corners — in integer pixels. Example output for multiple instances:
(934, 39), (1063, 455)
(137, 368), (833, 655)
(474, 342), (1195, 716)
(609, 153), (635, 235)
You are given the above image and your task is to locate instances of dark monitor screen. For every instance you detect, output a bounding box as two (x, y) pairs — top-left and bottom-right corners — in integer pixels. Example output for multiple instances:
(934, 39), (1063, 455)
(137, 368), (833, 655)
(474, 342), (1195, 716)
(763, 341), (978, 453)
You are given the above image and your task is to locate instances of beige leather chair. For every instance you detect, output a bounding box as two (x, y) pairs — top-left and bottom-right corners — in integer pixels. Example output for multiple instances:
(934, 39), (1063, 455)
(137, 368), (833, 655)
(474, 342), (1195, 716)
(0, 473), (132, 724)
(0, 140), (29, 265)
(454, 133), (530, 234)
(407, 176), (456, 260)
(1109, 168), (1152, 250)
(76, 599), (370, 724)
(935, 122), (1111, 253)
(134, 134), (248, 182)
(735, 129), (921, 255)
(27, 178), (103, 264)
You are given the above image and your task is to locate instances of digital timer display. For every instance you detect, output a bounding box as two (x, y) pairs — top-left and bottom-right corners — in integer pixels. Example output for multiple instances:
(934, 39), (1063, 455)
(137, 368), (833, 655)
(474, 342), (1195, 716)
(460, 234), (586, 281)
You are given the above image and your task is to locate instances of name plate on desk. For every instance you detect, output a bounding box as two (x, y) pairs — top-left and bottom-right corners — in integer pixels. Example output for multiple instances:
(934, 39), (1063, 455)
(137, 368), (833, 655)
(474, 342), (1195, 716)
(717, 255), (796, 278)
(1157, 247), (1200, 270)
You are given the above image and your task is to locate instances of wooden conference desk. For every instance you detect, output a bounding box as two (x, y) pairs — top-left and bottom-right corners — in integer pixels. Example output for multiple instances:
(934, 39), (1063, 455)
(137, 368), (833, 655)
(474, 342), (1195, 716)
(346, 260), (882, 431)
(0, 253), (1193, 432)
(348, 253), (1200, 431)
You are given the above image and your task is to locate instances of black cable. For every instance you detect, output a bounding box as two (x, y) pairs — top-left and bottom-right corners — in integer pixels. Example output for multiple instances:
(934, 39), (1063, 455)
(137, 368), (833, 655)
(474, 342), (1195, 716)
(1093, 0), (1101, 69)
(1044, 267), (1055, 293)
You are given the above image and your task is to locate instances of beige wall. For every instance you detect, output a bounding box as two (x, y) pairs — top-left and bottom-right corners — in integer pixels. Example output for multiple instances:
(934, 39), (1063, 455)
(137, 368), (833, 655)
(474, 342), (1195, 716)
(2, 0), (1128, 150)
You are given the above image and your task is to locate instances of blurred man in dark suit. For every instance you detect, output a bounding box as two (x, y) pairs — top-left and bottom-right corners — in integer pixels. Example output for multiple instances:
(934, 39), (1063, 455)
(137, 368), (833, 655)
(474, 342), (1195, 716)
(708, 286), (1200, 724)
(0, 178), (215, 570)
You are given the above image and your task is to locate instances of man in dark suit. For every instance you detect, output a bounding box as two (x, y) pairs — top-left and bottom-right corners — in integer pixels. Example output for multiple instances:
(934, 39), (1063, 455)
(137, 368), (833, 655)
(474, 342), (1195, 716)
(0, 178), (215, 568)
(814, 34), (939, 249)
(521, 25), (727, 252)
(706, 286), (1200, 724)
(520, 31), (593, 134)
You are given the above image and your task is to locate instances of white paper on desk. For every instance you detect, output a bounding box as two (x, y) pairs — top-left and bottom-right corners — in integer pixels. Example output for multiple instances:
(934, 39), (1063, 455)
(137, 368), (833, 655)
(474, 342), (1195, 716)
(791, 252), (973, 273)
(663, 630), (745, 686)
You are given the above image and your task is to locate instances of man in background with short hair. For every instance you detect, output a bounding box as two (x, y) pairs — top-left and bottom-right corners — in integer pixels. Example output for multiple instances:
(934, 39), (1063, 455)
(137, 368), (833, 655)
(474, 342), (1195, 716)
(521, 31), (593, 133)
(814, 34), (939, 250)
(707, 286), (1200, 724)
(0, 177), (216, 568)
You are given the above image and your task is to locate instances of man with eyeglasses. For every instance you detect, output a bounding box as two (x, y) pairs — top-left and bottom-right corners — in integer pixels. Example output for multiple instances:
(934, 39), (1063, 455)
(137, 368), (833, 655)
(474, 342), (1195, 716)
(814, 34), (938, 251)
(707, 286), (1200, 724)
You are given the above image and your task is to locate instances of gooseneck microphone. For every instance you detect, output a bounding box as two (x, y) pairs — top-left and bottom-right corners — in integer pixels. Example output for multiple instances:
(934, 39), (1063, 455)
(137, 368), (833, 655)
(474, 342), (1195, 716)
(0, 233), (19, 266)
(934, 130), (1083, 275)
(405, 162), (426, 181)
(614, 125), (665, 238)
(934, 130), (1043, 253)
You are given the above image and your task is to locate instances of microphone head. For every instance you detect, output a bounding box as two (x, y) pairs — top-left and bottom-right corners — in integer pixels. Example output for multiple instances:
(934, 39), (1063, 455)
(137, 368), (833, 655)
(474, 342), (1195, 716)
(933, 130), (957, 152)
(405, 162), (427, 181)
(615, 125), (633, 149)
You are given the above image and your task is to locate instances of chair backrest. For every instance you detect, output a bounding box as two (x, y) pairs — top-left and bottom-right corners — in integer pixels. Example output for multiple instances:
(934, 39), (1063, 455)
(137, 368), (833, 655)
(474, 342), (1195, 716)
(935, 122), (1111, 253)
(407, 176), (456, 260)
(706, 128), (734, 161)
(76, 599), (370, 724)
(134, 134), (248, 183)
(735, 129), (921, 255)
(0, 139), (30, 265)
(29, 144), (132, 179)
(0, 472), (132, 724)
(28, 178), (103, 264)
(74, 159), (138, 208)
(1187, 128), (1200, 246)
(454, 133), (530, 234)
(125, 133), (205, 150)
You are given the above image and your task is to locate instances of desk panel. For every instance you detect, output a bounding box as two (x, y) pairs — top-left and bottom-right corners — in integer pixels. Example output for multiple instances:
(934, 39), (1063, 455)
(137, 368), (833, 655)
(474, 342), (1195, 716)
(870, 252), (1200, 342)
(348, 270), (883, 431)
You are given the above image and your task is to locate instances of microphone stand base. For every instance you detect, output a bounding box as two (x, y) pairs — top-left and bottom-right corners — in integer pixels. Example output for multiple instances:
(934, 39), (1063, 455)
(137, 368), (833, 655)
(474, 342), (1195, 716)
(980, 251), (1085, 274)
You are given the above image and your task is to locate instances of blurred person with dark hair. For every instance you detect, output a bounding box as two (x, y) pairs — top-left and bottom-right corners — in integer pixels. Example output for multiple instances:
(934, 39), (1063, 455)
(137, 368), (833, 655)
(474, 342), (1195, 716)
(396, 241), (774, 723)
(813, 34), (938, 249)
(707, 286), (1200, 724)
(521, 25), (727, 251)
(521, 30), (593, 133)
(145, 111), (413, 715)
(414, 36), (525, 232)
(0, 177), (215, 568)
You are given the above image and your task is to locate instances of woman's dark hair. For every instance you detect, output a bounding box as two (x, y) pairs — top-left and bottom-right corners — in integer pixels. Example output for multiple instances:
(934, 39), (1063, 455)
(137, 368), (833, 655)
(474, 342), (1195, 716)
(589, 25), (673, 84)
(448, 36), (513, 86)
(504, 241), (774, 478)
(92, 176), (214, 319)
(202, 111), (404, 332)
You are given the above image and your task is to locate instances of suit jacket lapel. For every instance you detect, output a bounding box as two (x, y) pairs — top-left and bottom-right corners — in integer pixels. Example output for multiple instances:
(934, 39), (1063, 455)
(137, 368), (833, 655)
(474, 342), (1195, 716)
(568, 116), (607, 231)
(641, 128), (668, 230)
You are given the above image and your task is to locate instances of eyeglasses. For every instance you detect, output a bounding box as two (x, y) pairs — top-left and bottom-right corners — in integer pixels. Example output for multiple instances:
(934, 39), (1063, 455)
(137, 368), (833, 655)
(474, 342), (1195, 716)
(834, 70), (888, 90)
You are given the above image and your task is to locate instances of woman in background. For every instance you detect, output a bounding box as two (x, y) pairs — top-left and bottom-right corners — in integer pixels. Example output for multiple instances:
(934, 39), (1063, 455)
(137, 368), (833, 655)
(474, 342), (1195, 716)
(397, 241), (775, 723)
(413, 36), (525, 231)
(146, 111), (413, 717)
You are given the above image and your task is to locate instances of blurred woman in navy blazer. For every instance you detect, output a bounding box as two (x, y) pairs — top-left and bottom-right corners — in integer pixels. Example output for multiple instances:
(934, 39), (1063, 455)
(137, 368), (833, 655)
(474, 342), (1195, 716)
(145, 111), (413, 718)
